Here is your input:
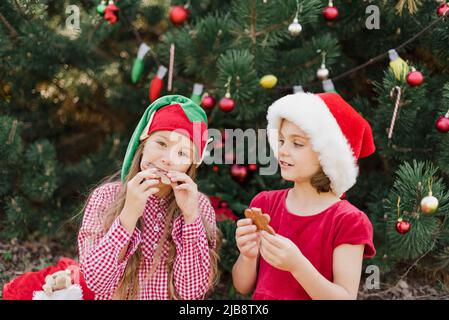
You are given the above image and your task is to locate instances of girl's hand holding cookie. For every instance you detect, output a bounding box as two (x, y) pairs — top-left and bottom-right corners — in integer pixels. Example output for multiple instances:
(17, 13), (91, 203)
(235, 214), (271, 260)
(166, 171), (199, 224)
(123, 167), (161, 221)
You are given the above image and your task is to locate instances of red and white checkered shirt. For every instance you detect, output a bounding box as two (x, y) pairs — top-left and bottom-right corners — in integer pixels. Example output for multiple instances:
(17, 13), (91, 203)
(77, 182), (216, 300)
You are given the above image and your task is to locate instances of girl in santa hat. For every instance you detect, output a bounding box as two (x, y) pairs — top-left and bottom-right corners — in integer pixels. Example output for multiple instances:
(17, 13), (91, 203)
(77, 95), (219, 300)
(232, 92), (376, 300)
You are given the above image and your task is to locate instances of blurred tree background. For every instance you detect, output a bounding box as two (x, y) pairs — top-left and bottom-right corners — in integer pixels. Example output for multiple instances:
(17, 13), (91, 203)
(1, 0), (449, 299)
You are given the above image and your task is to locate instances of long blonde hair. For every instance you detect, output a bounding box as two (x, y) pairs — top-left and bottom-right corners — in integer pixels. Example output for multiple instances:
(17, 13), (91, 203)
(86, 140), (220, 299)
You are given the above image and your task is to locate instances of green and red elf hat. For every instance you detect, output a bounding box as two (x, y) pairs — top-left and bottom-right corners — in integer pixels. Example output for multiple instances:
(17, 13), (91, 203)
(121, 95), (213, 183)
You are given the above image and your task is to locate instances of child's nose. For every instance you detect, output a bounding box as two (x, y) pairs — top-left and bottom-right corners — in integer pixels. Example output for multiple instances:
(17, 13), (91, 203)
(279, 144), (289, 157)
(161, 156), (172, 167)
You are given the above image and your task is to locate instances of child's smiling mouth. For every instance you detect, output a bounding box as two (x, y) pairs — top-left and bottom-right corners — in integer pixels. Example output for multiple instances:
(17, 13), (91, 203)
(279, 160), (294, 167)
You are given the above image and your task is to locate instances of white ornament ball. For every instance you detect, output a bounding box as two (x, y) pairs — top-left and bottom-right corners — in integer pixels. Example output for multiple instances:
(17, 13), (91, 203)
(288, 18), (302, 36)
(420, 195), (439, 214)
(317, 66), (329, 80)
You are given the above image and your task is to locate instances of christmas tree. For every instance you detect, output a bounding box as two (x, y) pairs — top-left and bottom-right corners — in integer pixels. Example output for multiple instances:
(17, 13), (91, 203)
(1, 0), (449, 299)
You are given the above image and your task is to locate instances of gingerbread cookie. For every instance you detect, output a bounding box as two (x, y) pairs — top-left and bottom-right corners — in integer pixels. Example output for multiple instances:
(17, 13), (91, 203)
(244, 207), (275, 235)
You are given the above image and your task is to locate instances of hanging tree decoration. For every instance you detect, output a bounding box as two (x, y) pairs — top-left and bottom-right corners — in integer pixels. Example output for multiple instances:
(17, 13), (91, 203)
(420, 177), (439, 214)
(201, 93), (216, 110)
(148, 65), (168, 102)
(437, 1), (449, 17)
(96, 0), (107, 15)
(388, 49), (409, 81)
(406, 66), (424, 87)
(288, 0), (303, 37)
(248, 163), (258, 172)
(388, 86), (402, 140)
(260, 74), (278, 89)
(316, 51), (330, 81)
(395, 196), (411, 235)
(435, 108), (449, 133)
(169, 2), (190, 26)
(231, 164), (248, 183)
(190, 83), (204, 105)
(323, 0), (339, 21)
(131, 43), (151, 84)
(167, 43), (175, 92)
(104, 0), (120, 25)
(219, 76), (236, 112)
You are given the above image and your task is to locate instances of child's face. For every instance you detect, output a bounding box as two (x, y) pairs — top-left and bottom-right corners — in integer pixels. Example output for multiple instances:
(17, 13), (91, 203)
(140, 130), (195, 174)
(278, 119), (321, 183)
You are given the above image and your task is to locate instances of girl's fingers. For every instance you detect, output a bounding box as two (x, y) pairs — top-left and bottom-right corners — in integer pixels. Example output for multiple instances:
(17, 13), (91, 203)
(144, 187), (160, 197)
(174, 184), (190, 191)
(260, 245), (270, 262)
(260, 231), (283, 249)
(240, 240), (258, 253)
(260, 235), (279, 254)
(139, 179), (160, 191)
(167, 171), (193, 184)
(236, 224), (257, 237)
(236, 232), (258, 247)
(237, 218), (253, 227)
(260, 243), (278, 265)
(169, 176), (190, 184)
(131, 168), (159, 185)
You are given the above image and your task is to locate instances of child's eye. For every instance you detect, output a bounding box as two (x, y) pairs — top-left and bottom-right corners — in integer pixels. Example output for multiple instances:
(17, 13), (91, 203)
(278, 139), (284, 145)
(294, 142), (304, 147)
(157, 140), (166, 147)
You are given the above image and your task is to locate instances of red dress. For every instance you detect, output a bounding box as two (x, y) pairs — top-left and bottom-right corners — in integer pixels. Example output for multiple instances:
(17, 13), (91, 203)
(250, 189), (376, 300)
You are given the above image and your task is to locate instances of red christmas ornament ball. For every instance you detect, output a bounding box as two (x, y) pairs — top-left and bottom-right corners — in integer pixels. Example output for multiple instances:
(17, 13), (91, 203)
(437, 3), (449, 17)
(213, 165), (219, 172)
(323, 6), (339, 21)
(201, 95), (216, 110)
(231, 164), (248, 182)
(435, 114), (449, 133)
(395, 219), (411, 234)
(219, 97), (236, 112)
(169, 6), (189, 25)
(407, 70), (424, 87)
(248, 163), (258, 171)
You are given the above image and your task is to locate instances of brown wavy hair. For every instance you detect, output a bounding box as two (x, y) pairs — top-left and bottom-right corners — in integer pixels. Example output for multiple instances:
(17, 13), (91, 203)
(84, 140), (220, 299)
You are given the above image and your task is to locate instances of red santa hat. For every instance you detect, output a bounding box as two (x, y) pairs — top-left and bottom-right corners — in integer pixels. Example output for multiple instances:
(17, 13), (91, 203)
(266, 92), (376, 198)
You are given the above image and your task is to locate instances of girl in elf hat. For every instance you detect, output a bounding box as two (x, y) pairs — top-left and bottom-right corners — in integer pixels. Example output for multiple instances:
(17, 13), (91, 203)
(232, 92), (376, 300)
(77, 95), (218, 300)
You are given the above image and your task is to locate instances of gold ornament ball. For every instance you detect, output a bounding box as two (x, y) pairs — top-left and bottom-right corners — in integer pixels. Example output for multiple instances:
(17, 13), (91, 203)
(420, 195), (439, 214)
(260, 75), (278, 89)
